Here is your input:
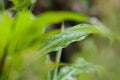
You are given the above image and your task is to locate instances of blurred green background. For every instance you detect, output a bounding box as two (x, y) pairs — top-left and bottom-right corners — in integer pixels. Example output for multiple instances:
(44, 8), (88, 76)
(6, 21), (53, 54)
(0, 0), (120, 80)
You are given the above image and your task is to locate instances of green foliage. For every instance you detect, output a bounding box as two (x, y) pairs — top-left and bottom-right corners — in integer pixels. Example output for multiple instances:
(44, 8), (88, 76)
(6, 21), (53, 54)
(36, 11), (88, 28)
(0, 10), (89, 55)
(58, 58), (97, 80)
(10, 0), (33, 10)
(38, 24), (99, 55)
(0, 9), (96, 80)
(0, 0), (118, 80)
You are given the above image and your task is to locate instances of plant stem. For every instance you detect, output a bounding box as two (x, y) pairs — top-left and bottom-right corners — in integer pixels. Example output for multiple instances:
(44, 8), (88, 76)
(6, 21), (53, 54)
(47, 70), (51, 80)
(53, 22), (65, 80)
(53, 48), (62, 80)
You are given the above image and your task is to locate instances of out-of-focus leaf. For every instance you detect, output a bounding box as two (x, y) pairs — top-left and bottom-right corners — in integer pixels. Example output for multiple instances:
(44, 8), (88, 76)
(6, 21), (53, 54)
(10, 0), (32, 10)
(7, 10), (39, 53)
(0, 13), (13, 48)
(0, 14), (10, 59)
(57, 58), (97, 80)
(35, 11), (88, 28)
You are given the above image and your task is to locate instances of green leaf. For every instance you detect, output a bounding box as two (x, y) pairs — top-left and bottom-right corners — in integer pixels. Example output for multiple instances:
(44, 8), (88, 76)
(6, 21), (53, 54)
(7, 10), (39, 53)
(0, 13), (13, 48)
(35, 11), (88, 28)
(57, 58), (97, 80)
(37, 24), (96, 56)
(10, 0), (32, 10)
